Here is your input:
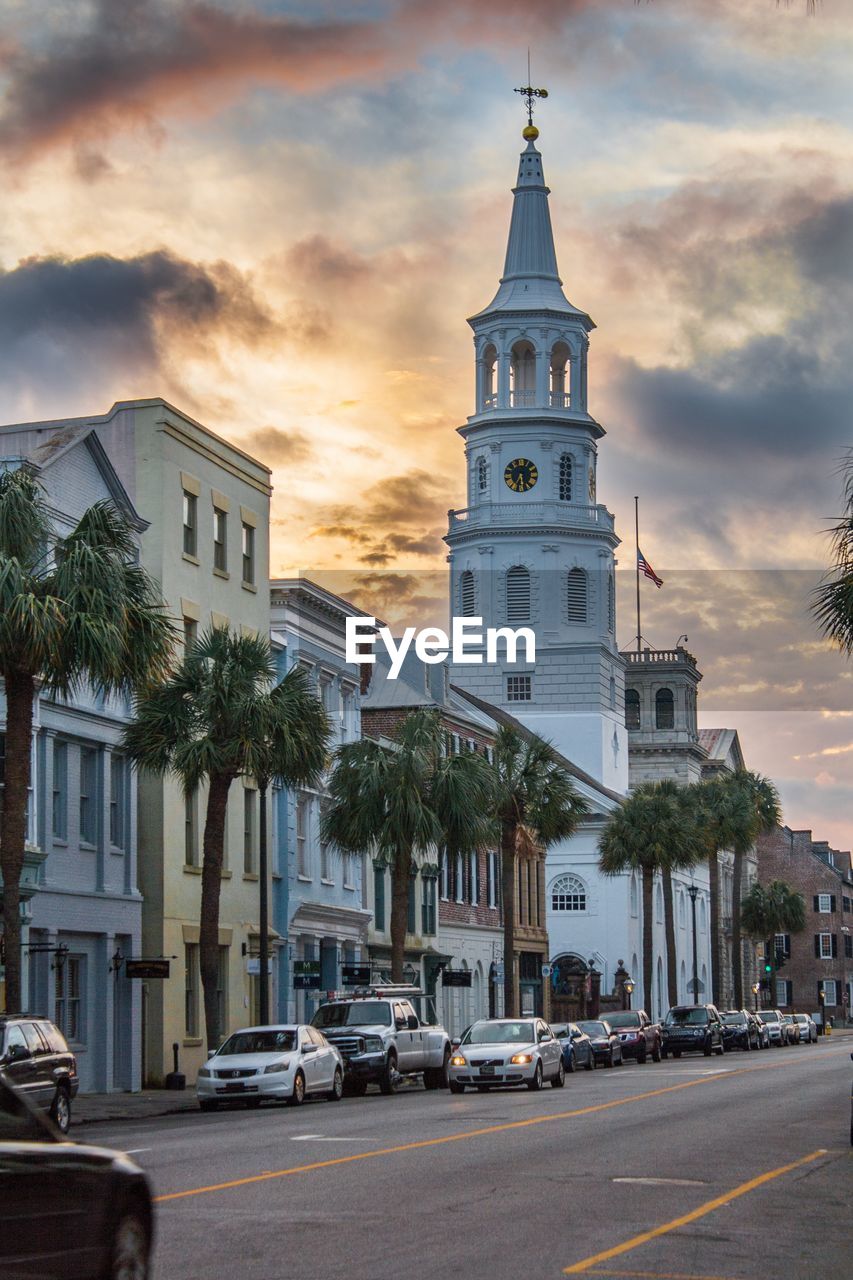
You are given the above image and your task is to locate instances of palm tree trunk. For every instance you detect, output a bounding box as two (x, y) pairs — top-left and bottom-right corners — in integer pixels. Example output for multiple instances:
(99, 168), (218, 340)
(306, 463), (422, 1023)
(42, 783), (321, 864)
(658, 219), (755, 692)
(200, 772), (231, 1050)
(662, 868), (678, 1009)
(389, 846), (411, 983)
(641, 865), (654, 1017)
(0, 671), (35, 1014)
(731, 846), (744, 1009)
(709, 850), (721, 1006)
(501, 818), (517, 1018)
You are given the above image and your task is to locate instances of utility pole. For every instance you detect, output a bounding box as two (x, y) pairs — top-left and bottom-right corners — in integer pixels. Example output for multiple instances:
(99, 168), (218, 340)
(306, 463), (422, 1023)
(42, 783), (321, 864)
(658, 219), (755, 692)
(687, 884), (699, 1006)
(258, 778), (270, 1026)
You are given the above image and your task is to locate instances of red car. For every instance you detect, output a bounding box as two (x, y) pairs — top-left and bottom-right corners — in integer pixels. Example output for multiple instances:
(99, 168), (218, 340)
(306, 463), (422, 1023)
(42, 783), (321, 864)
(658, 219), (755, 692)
(605, 1010), (662, 1063)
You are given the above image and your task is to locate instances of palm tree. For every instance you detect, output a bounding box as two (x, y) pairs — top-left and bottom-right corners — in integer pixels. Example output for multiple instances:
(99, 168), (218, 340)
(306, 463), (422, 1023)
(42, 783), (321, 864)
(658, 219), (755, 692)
(124, 627), (330, 1049)
(599, 781), (707, 1017)
(741, 880), (806, 1007)
(729, 771), (781, 1008)
(322, 708), (493, 984)
(0, 469), (173, 1012)
(691, 777), (755, 1007)
(813, 451), (853, 654)
(655, 780), (704, 1009)
(487, 727), (588, 1017)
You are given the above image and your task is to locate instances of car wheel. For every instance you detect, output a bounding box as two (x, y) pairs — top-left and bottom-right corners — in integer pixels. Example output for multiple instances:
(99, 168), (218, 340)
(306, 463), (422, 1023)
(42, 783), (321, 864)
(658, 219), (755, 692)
(199, 1099), (218, 1112)
(652, 1040), (661, 1063)
(449, 1080), (465, 1094)
(715, 1039), (725, 1056)
(637, 1043), (647, 1065)
(565, 1050), (576, 1073)
(106, 1205), (150, 1280)
(584, 1051), (594, 1071)
(551, 1060), (565, 1089)
(327, 1068), (344, 1102)
(379, 1053), (398, 1095)
(50, 1085), (71, 1134)
(605, 1049), (614, 1068)
(615, 1048), (623, 1066)
(703, 1040), (712, 1057)
(673, 1050), (682, 1059)
(423, 1049), (450, 1091)
(527, 1061), (544, 1091)
(661, 1049), (668, 1060)
(288, 1070), (306, 1106)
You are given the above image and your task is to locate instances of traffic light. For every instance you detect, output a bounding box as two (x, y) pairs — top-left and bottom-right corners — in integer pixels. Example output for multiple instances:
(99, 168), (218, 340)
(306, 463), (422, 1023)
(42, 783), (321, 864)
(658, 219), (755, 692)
(775, 949), (786, 972)
(764, 960), (772, 974)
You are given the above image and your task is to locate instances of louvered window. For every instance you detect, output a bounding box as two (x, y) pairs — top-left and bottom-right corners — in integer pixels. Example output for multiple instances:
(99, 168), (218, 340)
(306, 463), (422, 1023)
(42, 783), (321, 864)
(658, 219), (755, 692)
(607, 574), (615, 632)
(566, 568), (587, 622)
(506, 566), (531, 623)
(460, 570), (476, 617)
(477, 456), (489, 493)
(559, 453), (573, 501)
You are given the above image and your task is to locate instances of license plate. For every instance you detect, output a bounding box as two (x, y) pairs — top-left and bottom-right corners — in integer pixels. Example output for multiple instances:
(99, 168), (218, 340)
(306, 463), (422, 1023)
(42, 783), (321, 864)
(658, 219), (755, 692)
(224, 1082), (246, 1092)
(478, 1065), (495, 1077)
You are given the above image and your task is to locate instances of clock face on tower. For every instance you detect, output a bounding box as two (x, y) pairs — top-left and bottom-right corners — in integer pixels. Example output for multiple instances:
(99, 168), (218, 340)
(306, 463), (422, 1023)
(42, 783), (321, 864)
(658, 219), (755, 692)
(504, 457), (538, 493)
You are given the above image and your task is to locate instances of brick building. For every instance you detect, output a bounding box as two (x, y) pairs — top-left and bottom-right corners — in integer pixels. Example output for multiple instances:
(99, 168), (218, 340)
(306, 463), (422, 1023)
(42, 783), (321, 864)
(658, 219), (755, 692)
(756, 826), (853, 1023)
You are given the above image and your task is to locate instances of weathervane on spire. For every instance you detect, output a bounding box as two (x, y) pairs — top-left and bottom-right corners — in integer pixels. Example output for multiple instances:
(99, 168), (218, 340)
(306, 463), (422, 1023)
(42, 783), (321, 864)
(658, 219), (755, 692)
(514, 50), (548, 140)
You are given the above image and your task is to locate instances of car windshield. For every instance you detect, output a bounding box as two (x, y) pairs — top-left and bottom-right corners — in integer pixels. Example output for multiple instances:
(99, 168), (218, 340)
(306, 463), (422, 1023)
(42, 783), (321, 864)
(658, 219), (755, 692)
(757, 1012), (777, 1023)
(218, 1030), (296, 1055)
(462, 1021), (534, 1045)
(578, 1021), (608, 1037)
(605, 1013), (640, 1029)
(794, 1015), (808, 1023)
(722, 1014), (746, 1025)
(665, 1008), (709, 1025)
(550, 1025), (571, 1038)
(312, 1002), (392, 1029)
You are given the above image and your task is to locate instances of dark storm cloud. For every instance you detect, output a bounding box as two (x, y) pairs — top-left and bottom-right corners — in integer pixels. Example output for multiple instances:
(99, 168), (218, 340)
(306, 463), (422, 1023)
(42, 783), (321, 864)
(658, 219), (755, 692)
(0, 249), (271, 404)
(310, 468), (450, 566)
(239, 426), (313, 466)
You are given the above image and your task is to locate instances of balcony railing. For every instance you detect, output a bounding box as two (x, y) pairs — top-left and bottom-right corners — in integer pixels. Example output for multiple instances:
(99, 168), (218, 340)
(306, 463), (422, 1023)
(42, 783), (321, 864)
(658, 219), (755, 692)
(550, 391), (570, 408)
(510, 389), (535, 407)
(624, 648), (696, 667)
(483, 394), (498, 410)
(448, 500), (615, 534)
(479, 391), (575, 412)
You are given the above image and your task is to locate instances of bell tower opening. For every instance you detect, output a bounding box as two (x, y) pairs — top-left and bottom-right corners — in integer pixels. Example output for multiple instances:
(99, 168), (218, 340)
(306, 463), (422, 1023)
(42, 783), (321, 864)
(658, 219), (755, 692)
(550, 341), (571, 409)
(510, 340), (536, 407)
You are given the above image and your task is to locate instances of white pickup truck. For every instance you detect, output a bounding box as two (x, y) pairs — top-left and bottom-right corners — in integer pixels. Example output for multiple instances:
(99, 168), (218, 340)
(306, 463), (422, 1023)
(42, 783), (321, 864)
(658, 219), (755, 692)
(311, 986), (451, 1096)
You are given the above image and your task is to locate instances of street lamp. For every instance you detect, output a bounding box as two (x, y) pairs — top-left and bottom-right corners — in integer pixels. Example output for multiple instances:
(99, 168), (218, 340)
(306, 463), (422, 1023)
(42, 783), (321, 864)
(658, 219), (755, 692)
(687, 884), (699, 1006)
(623, 978), (634, 1011)
(751, 982), (760, 1013)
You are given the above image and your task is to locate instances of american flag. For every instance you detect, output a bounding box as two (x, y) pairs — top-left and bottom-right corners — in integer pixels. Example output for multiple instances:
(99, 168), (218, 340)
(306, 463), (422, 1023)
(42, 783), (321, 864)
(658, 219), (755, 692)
(638, 548), (663, 588)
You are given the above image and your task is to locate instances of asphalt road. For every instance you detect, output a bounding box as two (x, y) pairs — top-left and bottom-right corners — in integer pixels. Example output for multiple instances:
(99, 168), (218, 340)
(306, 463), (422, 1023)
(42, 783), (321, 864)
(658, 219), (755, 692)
(83, 1037), (852, 1280)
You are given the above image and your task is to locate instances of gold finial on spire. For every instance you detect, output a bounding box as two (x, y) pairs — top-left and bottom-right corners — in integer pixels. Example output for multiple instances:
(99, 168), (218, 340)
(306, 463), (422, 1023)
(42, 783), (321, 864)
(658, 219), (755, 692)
(515, 49), (547, 141)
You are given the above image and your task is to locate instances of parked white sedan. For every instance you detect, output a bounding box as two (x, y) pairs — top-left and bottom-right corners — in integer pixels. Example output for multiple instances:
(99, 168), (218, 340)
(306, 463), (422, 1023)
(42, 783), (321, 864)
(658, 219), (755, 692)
(449, 1018), (565, 1092)
(197, 1025), (344, 1110)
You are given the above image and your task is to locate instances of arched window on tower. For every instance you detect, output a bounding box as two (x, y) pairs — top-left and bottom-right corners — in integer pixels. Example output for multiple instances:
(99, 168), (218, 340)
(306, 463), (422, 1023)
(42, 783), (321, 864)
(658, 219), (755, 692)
(510, 340), (536, 408)
(550, 341), (571, 408)
(566, 567), (587, 623)
(482, 344), (497, 411)
(625, 688), (640, 729)
(551, 873), (587, 913)
(505, 565), (531, 623)
(476, 455), (489, 495)
(655, 687), (674, 730)
(558, 452), (573, 502)
(460, 570), (476, 618)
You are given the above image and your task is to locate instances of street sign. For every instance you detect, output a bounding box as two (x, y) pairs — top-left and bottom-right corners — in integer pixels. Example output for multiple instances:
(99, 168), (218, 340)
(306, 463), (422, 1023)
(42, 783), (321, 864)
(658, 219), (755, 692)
(293, 960), (321, 989)
(541, 964), (552, 978)
(686, 977), (705, 994)
(494, 964), (505, 983)
(246, 958), (272, 976)
(442, 969), (472, 987)
(125, 959), (170, 980)
(342, 964), (371, 985)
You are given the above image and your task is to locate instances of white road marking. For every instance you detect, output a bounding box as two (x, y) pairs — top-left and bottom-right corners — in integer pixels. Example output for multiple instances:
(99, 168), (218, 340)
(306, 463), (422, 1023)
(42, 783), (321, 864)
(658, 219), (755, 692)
(612, 1176), (707, 1186)
(124, 1148), (152, 1155)
(290, 1134), (369, 1142)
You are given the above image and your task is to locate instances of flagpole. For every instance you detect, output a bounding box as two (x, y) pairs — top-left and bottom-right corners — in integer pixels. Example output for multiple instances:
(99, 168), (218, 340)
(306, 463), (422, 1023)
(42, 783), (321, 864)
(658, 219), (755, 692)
(634, 495), (641, 654)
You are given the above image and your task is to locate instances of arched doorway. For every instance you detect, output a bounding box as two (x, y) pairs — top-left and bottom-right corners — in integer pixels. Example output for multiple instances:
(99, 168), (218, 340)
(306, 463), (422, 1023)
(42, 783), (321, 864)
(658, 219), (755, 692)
(550, 953), (592, 1023)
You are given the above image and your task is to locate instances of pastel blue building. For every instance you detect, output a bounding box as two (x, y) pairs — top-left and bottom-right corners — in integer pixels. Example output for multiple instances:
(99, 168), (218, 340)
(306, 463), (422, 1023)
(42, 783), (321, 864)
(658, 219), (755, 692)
(269, 579), (372, 1022)
(0, 425), (147, 1091)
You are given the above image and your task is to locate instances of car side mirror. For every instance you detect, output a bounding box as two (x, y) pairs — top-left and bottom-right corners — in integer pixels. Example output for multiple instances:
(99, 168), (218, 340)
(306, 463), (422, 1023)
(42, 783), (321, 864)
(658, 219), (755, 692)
(302, 1043), (317, 1054)
(207, 1050), (216, 1060)
(451, 1038), (461, 1050)
(7, 1044), (31, 1063)
(407, 1015), (419, 1031)
(570, 1030), (581, 1040)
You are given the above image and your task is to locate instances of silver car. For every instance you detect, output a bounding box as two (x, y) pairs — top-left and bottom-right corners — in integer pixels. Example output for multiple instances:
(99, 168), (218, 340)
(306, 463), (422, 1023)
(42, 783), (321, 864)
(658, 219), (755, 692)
(792, 1012), (818, 1044)
(197, 1024), (344, 1110)
(448, 1018), (565, 1093)
(756, 1010), (787, 1046)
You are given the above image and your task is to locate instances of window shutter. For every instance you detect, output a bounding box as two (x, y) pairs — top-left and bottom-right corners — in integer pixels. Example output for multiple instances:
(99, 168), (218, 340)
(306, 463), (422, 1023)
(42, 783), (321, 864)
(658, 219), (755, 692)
(832, 934), (838, 957)
(814, 934), (820, 957)
(566, 568), (587, 623)
(460, 570), (476, 617)
(813, 895), (820, 912)
(830, 894), (837, 912)
(506, 566), (531, 623)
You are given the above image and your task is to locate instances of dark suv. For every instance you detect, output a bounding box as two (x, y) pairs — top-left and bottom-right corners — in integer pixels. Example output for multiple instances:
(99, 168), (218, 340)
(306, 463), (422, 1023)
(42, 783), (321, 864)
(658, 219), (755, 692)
(660, 1004), (725, 1058)
(605, 1009), (662, 1063)
(0, 1014), (78, 1132)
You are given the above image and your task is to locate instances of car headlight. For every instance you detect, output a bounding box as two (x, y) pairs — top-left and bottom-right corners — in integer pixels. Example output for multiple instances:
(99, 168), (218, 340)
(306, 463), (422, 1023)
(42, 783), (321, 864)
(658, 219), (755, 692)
(363, 1037), (383, 1053)
(263, 1060), (291, 1074)
(450, 1054), (467, 1067)
(197, 1066), (211, 1078)
(510, 1052), (533, 1065)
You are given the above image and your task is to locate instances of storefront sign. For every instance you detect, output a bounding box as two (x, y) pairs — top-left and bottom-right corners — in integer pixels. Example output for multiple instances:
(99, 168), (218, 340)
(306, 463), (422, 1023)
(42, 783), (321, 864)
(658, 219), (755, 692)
(293, 960), (321, 989)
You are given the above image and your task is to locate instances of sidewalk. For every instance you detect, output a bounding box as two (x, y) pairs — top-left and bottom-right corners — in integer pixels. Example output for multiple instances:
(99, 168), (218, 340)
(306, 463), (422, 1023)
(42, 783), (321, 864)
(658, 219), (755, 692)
(72, 1087), (198, 1127)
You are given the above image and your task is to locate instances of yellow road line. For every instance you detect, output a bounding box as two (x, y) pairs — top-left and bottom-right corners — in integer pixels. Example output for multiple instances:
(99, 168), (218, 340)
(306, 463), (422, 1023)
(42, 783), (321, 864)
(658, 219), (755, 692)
(155, 1068), (757, 1204)
(563, 1149), (826, 1275)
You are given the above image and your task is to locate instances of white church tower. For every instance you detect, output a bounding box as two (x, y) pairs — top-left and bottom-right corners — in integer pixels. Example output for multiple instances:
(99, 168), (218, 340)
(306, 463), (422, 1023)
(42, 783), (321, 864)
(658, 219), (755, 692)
(447, 112), (628, 795)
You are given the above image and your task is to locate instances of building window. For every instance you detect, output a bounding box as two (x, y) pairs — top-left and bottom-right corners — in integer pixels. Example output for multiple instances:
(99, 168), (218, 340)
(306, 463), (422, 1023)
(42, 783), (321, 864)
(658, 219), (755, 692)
(487, 852), (498, 909)
(185, 790), (198, 867)
(816, 933), (836, 959)
(320, 821), (332, 882)
(243, 788), (256, 873)
(342, 849), (354, 888)
(440, 850), (450, 901)
(407, 872), (417, 934)
(182, 490), (198, 556)
(79, 747), (97, 845)
(505, 565), (531, 623)
(566, 568), (587, 623)
(506, 674), (532, 702)
(183, 617), (198, 653)
(422, 875), (437, 935)
(815, 893), (834, 913)
(55, 955), (83, 1042)
(774, 933), (791, 958)
(477, 456), (489, 494)
(213, 507), (227, 572)
(52, 740), (68, 839)
(460, 570), (476, 617)
(242, 521), (255, 585)
(625, 688), (640, 729)
(551, 874), (587, 913)
(677, 892), (686, 930)
(845, 934), (852, 959)
(455, 853), (465, 903)
(110, 755), (127, 849)
(822, 979), (838, 1006)
(374, 863), (386, 932)
(776, 978), (789, 1007)
(296, 795), (309, 877)
(185, 944), (199, 1037)
(469, 852), (479, 906)
(655, 688), (674, 730)
(558, 453), (573, 502)
(217, 946), (229, 1040)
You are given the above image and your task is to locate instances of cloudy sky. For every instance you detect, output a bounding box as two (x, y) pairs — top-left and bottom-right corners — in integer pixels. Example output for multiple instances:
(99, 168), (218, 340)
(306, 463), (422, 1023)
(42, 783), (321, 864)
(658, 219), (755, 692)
(1, 0), (851, 846)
